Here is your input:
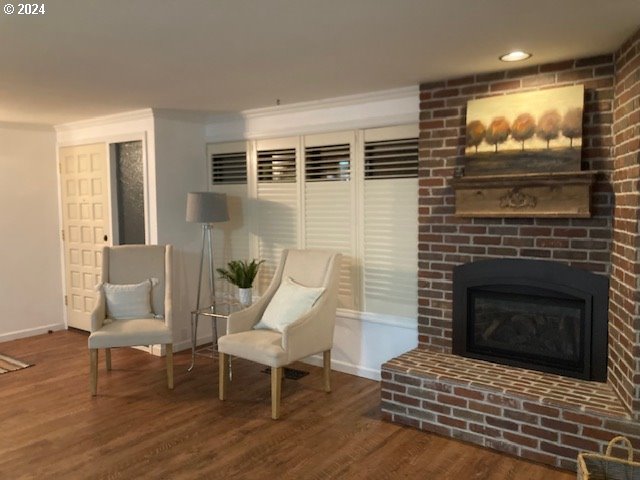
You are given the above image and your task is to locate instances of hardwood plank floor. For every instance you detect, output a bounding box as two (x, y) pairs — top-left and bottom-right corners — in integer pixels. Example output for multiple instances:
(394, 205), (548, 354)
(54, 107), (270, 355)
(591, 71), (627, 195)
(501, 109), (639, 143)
(0, 331), (574, 479)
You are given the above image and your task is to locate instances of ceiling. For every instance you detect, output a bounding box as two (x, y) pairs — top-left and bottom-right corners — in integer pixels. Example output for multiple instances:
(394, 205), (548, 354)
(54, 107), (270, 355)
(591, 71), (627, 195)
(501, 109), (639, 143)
(1, 0), (639, 126)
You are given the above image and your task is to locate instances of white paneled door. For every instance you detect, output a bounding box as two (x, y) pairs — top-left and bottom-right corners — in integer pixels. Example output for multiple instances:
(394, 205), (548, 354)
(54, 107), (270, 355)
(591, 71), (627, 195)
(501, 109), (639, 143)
(59, 144), (110, 331)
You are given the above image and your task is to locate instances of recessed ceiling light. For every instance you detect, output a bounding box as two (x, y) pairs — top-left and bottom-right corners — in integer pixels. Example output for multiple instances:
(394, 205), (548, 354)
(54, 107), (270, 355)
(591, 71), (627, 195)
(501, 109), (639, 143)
(499, 51), (532, 62)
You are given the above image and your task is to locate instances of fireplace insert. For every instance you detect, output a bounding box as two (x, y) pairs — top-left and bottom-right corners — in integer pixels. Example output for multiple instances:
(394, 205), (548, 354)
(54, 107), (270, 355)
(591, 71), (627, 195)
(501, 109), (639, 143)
(452, 259), (608, 381)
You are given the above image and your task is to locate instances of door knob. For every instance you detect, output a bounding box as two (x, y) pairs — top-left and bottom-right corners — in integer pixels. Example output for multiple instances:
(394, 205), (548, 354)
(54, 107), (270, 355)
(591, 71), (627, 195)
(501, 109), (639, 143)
(103, 235), (108, 242)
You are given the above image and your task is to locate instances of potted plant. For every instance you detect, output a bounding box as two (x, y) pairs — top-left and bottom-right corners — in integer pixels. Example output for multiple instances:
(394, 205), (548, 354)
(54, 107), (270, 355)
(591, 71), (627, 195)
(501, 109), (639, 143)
(216, 259), (264, 306)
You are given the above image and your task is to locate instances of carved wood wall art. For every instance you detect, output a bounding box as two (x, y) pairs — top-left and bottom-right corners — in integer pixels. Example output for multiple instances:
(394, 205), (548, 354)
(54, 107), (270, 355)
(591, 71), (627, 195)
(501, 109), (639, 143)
(499, 188), (537, 209)
(451, 171), (595, 218)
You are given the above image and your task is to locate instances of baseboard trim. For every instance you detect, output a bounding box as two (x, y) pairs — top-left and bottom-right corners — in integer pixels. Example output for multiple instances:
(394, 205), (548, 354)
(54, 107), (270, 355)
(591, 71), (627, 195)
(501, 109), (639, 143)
(172, 334), (214, 354)
(167, 338), (382, 381)
(0, 323), (66, 343)
(302, 353), (381, 381)
(133, 335), (215, 357)
(337, 309), (417, 330)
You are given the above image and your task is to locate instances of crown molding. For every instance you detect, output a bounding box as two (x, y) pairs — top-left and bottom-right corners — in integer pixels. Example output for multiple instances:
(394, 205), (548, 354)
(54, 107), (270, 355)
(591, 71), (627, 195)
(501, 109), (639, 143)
(241, 112), (419, 140)
(54, 108), (154, 133)
(242, 85), (419, 119)
(206, 86), (419, 141)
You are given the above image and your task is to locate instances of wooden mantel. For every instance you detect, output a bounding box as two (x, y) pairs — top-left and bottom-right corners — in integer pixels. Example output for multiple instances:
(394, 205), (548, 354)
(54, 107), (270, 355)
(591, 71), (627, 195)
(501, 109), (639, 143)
(451, 171), (596, 218)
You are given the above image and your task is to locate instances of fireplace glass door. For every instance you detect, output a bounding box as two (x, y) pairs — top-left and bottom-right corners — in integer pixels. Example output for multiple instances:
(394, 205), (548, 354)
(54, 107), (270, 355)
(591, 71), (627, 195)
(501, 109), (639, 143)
(452, 259), (608, 381)
(468, 287), (585, 374)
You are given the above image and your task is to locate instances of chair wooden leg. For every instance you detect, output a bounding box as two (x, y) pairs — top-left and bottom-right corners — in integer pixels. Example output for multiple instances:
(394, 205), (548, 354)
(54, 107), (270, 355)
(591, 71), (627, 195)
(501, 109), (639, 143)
(271, 366), (283, 420)
(89, 349), (98, 396)
(219, 352), (229, 401)
(166, 344), (174, 390)
(323, 350), (331, 393)
(105, 348), (112, 371)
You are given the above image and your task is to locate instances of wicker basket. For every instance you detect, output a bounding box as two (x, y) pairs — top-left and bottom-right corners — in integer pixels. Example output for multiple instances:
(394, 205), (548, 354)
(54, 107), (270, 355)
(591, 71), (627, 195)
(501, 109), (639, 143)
(578, 436), (640, 480)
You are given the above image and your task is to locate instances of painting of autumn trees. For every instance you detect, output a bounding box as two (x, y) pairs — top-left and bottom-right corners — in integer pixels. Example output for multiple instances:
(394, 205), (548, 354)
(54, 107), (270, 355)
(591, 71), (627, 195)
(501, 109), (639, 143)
(465, 85), (584, 165)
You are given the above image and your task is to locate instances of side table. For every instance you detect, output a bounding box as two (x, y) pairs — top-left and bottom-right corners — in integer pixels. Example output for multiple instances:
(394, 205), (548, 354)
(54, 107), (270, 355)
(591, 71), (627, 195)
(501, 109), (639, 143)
(188, 300), (241, 371)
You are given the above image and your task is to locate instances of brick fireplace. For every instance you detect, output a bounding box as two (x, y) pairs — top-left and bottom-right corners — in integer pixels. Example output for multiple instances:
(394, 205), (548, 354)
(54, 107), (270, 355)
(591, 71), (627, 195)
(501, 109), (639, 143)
(381, 28), (640, 470)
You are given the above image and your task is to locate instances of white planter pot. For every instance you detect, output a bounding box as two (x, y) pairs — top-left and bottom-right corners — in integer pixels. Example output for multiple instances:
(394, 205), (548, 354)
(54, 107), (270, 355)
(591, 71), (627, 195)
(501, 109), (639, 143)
(238, 287), (253, 306)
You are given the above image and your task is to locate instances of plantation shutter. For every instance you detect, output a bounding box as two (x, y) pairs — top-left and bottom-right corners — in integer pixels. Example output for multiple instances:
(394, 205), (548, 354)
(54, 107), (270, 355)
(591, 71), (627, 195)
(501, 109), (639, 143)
(255, 137), (299, 293)
(362, 125), (418, 318)
(207, 141), (251, 298)
(210, 151), (247, 185)
(303, 132), (357, 310)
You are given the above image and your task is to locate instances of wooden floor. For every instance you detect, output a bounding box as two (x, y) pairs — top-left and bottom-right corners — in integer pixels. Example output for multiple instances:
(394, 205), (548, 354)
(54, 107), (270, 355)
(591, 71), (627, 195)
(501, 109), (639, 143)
(0, 331), (574, 480)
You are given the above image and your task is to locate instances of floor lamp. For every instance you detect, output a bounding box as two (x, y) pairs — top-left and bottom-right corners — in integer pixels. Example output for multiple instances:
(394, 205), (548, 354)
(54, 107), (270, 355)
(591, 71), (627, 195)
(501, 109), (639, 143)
(186, 192), (229, 370)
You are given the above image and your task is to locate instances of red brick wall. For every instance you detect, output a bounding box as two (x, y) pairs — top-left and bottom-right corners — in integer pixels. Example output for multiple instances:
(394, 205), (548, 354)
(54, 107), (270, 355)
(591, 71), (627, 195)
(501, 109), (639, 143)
(609, 29), (640, 415)
(418, 55), (615, 355)
(384, 30), (640, 467)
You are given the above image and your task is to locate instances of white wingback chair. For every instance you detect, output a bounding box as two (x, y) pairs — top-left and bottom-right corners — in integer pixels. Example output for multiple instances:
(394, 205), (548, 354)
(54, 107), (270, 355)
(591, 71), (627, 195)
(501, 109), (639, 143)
(218, 249), (341, 419)
(88, 245), (173, 395)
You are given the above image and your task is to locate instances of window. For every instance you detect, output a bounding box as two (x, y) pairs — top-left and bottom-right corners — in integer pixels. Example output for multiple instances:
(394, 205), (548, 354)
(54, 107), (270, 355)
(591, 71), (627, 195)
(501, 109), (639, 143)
(257, 148), (296, 183)
(304, 133), (357, 310)
(305, 143), (351, 182)
(255, 138), (299, 292)
(362, 125), (419, 318)
(211, 151), (247, 185)
(364, 137), (418, 179)
(113, 141), (145, 245)
(207, 124), (418, 322)
(206, 142), (250, 298)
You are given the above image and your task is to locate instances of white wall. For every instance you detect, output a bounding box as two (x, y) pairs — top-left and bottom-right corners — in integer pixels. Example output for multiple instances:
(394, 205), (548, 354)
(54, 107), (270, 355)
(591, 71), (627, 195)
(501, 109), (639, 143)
(304, 313), (417, 380)
(152, 111), (209, 351)
(0, 123), (64, 341)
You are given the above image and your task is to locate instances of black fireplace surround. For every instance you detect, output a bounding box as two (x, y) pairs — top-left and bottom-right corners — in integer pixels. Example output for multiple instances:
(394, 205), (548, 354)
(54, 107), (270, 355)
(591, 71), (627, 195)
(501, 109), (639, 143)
(452, 259), (608, 382)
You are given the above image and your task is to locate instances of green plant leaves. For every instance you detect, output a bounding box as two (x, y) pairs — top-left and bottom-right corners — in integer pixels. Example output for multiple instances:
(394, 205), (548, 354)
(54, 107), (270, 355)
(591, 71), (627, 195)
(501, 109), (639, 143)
(216, 259), (265, 288)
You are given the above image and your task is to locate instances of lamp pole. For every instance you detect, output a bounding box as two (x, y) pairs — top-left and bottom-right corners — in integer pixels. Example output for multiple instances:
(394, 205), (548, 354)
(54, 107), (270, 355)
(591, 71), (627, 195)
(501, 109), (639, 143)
(186, 191), (229, 372)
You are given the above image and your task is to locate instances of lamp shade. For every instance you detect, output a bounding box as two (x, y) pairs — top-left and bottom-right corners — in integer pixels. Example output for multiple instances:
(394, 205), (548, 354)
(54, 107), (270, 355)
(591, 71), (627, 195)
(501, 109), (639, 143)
(186, 192), (229, 223)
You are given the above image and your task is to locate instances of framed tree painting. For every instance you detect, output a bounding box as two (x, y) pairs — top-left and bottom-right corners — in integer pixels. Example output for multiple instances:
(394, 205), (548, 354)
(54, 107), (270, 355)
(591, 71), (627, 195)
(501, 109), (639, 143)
(453, 84), (594, 218)
(464, 85), (584, 176)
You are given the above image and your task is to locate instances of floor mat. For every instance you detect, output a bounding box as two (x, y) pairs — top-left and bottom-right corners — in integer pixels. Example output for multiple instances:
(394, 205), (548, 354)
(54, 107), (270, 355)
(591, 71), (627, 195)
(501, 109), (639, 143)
(0, 353), (32, 374)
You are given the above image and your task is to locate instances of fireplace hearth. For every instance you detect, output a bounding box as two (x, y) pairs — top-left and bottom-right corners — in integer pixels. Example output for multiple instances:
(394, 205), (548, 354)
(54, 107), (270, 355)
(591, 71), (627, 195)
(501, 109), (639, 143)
(452, 259), (608, 381)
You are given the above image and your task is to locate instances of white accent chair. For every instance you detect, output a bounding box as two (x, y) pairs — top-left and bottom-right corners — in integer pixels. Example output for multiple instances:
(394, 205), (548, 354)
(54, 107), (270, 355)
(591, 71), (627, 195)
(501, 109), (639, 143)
(88, 245), (173, 395)
(217, 249), (341, 419)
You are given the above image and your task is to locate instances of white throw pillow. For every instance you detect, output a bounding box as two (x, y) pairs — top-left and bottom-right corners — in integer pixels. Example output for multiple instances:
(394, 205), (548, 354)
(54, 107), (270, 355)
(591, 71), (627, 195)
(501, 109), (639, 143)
(102, 279), (155, 320)
(254, 277), (325, 333)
